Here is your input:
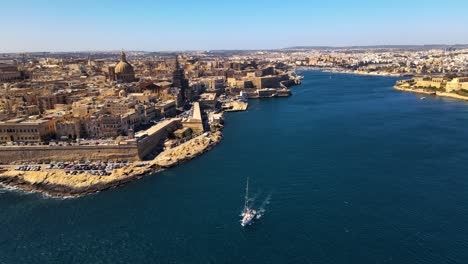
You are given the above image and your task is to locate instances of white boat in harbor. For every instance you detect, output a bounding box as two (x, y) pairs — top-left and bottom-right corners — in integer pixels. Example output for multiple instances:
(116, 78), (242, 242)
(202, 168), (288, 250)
(241, 177), (257, 227)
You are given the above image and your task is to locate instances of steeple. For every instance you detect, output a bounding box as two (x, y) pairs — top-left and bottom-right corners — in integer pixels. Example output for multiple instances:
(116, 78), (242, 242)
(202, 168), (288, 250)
(172, 54), (188, 104)
(172, 55), (184, 88)
(120, 50), (127, 62)
(175, 55), (181, 70)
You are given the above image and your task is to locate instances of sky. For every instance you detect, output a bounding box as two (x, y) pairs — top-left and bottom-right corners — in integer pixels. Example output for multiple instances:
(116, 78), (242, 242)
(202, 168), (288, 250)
(2, 0), (468, 52)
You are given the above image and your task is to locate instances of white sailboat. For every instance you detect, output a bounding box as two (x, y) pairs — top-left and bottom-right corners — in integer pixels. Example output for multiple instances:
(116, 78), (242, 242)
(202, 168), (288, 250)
(241, 177), (257, 227)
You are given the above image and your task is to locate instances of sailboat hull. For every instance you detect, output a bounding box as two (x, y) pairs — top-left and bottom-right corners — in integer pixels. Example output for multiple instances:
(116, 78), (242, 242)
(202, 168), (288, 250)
(241, 210), (257, 227)
(241, 215), (256, 227)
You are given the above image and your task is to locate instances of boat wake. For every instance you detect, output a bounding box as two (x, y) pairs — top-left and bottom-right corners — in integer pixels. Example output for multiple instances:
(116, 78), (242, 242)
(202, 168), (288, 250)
(255, 192), (272, 219)
(239, 192), (272, 217)
(249, 192), (260, 206)
(239, 176), (273, 226)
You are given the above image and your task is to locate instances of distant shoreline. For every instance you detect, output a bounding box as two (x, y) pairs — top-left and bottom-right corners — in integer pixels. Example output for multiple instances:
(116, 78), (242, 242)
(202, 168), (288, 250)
(297, 66), (411, 77)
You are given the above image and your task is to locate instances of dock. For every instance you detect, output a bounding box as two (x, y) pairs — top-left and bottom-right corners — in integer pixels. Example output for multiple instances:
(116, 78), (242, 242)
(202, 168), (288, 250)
(222, 101), (248, 112)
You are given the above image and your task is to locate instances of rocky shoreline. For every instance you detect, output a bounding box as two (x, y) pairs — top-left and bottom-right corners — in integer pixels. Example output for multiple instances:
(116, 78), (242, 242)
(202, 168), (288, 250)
(394, 85), (468, 101)
(0, 163), (159, 198)
(393, 85), (436, 95)
(0, 130), (223, 198)
(153, 131), (223, 168)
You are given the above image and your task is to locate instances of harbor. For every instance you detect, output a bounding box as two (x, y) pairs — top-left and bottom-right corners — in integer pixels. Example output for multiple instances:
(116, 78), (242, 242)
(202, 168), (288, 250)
(4, 71), (468, 263)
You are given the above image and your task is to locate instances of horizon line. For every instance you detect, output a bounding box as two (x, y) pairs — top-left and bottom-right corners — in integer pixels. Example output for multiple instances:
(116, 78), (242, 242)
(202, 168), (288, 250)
(2, 44), (468, 54)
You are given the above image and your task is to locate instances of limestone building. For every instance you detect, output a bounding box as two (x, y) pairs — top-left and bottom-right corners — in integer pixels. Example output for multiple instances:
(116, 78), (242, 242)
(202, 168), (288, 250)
(0, 118), (56, 143)
(0, 64), (21, 82)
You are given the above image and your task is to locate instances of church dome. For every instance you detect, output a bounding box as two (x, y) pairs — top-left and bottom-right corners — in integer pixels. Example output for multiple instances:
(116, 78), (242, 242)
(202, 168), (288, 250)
(115, 51), (134, 75)
(114, 51), (135, 83)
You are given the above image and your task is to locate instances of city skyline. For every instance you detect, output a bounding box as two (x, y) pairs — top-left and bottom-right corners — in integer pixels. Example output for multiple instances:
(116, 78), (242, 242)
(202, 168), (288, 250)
(2, 0), (468, 53)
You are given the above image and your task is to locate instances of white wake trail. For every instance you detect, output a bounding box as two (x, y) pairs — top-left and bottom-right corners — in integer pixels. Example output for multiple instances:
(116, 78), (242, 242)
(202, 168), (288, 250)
(256, 192), (272, 219)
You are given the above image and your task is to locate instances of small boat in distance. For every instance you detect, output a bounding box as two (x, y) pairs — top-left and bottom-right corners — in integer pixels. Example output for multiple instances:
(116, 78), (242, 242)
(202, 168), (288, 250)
(241, 177), (257, 227)
(420, 97), (426, 100)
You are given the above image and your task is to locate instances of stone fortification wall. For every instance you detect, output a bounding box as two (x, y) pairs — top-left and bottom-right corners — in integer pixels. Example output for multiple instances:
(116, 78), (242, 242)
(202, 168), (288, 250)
(0, 144), (140, 164)
(137, 118), (182, 159)
(0, 119), (183, 163)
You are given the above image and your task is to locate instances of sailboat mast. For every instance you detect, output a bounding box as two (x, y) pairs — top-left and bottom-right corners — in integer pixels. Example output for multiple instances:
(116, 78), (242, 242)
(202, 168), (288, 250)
(244, 177), (249, 208)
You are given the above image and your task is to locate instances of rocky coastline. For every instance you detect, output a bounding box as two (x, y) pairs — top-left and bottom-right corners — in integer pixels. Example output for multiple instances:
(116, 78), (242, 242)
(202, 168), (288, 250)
(153, 131), (223, 168)
(0, 130), (223, 198)
(0, 162), (159, 197)
(393, 85), (436, 95)
(394, 85), (468, 101)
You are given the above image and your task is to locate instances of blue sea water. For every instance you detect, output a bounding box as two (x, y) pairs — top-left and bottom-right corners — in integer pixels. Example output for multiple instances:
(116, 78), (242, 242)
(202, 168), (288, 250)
(2, 70), (468, 263)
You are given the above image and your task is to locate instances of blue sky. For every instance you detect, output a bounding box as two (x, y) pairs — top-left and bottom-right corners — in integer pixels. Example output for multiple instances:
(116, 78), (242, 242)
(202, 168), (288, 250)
(2, 0), (468, 52)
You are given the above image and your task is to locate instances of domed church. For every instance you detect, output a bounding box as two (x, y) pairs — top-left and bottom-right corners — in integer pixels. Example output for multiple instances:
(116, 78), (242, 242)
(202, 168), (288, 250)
(110, 51), (136, 83)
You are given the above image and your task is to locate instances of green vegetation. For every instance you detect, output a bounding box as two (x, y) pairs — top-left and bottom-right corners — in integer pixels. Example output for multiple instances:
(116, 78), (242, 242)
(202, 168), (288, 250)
(445, 73), (458, 79)
(415, 86), (439, 92)
(454, 89), (468, 97)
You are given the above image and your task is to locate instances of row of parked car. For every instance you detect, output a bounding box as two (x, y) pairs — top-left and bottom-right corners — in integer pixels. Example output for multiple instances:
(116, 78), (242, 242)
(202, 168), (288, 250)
(10, 161), (42, 165)
(15, 165), (41, 171)
(8, 160), (130, 166)
(8, 161), (132, 176)
(65, 170), (111, 176)
(46, 162), (129, 171)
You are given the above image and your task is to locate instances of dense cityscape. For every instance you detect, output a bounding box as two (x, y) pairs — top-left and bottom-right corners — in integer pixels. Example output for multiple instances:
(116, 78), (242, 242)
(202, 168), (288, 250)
(1, 45), (468, 195)
(0, 49), (302, 195)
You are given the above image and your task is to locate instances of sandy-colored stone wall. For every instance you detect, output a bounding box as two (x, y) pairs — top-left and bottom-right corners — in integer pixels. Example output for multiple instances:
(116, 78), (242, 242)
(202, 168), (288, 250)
(137, 118), (182, 159)
(0, 144), (140, 163)
(0, 119), (183, 164)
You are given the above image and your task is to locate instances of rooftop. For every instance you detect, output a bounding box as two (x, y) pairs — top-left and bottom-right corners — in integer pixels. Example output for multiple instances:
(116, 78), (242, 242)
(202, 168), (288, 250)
(135, 118), (180, 138)
(192, 102), (202, 121)
(199, 93), (217, 101)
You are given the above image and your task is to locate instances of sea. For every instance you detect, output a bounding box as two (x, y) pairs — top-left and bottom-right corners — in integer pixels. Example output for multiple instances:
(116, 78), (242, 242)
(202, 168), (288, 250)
(1, 70), (468, 263)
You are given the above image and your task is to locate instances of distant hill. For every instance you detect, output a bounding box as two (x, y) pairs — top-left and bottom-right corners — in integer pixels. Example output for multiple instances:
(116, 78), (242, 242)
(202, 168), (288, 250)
(284, 44), (468, 50)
